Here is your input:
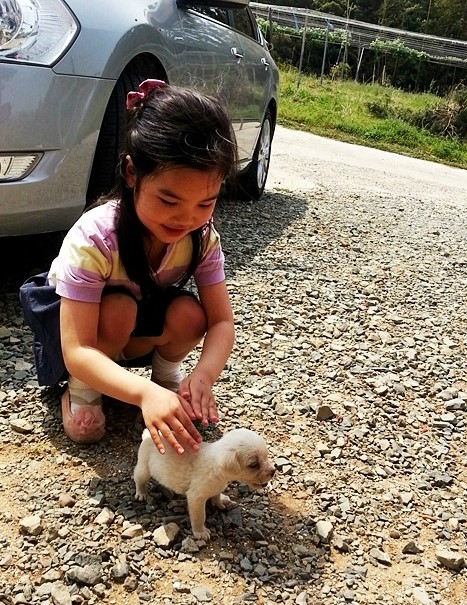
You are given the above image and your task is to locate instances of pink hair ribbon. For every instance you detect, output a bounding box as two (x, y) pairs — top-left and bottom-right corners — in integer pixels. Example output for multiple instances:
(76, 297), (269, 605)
(126, 79), (167, 109)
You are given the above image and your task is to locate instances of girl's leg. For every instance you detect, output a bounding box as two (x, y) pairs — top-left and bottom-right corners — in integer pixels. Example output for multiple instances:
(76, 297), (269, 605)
(151, 295), (206, 390)
(97, 292), (138, 358)
(122, 295), (206, 391)
(155, 295), (207, 361)
(62, 293), (138, 444)
(151, 296), (206, 391)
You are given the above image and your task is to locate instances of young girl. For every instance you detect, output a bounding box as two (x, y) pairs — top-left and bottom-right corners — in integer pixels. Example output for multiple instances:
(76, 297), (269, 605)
(33, 80), (237, 454)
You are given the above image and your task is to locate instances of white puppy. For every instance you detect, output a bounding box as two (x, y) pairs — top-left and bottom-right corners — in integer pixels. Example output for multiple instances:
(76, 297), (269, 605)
(134, 428), (275, 541)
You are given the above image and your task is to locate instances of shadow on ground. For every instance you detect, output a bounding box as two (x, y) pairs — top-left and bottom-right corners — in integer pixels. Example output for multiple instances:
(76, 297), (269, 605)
(216, 190), (309, 275)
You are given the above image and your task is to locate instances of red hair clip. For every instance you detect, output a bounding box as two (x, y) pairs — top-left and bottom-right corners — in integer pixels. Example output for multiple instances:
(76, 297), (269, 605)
(126, 79), (167, 109)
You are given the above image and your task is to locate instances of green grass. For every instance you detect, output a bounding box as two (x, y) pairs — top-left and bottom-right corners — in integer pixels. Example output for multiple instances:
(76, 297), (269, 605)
(278, 66), (467, 169)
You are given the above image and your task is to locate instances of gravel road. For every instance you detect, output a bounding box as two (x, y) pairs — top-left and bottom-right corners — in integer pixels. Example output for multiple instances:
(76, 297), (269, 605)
(0, 125), (467, 605)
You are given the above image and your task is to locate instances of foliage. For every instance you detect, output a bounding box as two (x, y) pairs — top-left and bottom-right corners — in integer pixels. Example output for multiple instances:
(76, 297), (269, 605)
(254, 0), (467, 40)
(412, 86), (467, 138)
(369, 38), (429, 63)
(277, 66), (467, 169)
(365, 83), (467, 139)
(258, 18), (467, 93)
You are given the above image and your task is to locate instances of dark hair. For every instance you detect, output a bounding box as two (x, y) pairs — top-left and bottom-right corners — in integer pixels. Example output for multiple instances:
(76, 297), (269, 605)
(112, 84), (238, 293)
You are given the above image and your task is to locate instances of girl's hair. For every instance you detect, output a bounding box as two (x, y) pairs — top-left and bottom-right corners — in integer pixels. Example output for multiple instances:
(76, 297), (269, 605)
(110, 84), (238, 293)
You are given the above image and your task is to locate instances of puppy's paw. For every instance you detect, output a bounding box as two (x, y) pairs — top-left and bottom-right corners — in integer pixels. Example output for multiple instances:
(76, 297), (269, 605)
(211, 493), (236, 511)
(134, 489), (147, 502)
(193, 526), (211, 541)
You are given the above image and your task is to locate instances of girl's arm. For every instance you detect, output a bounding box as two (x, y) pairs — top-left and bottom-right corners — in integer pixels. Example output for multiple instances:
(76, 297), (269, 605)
(60, 297), (202, 455)
(179, 280), (234, 425)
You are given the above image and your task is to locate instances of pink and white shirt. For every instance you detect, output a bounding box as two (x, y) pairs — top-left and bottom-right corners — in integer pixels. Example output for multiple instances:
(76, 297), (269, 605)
(48, 200), (225, 302)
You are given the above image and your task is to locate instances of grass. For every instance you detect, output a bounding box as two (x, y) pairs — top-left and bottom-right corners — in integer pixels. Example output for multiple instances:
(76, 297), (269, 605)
(278, 66), (467, 169)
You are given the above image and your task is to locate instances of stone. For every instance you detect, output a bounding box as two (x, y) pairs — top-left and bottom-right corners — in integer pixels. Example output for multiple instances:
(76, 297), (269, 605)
(315, 520), (334, 543)
(19, 515), (43, 536)
(435, 549), (465, 571)
(153, 522), (180, 548)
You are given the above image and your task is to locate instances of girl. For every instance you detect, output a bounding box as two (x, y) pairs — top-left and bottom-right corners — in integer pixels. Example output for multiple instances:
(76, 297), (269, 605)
(31, 80), (237, 454)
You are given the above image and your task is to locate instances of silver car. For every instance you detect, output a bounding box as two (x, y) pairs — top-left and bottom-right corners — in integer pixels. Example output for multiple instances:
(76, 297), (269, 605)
(0, 0), (278, 237)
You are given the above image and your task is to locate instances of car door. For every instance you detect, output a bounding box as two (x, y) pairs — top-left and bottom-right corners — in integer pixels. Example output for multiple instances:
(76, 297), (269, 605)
(227, 5), (272, 161)
(175, 6), (253, 162)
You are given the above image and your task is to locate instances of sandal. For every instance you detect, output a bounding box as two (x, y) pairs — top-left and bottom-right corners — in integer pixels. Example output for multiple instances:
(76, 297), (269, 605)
(61, 388), (106, 444)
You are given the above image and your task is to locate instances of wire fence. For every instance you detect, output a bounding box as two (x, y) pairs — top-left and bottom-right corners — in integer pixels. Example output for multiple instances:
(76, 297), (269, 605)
(251, 2), (467, 68)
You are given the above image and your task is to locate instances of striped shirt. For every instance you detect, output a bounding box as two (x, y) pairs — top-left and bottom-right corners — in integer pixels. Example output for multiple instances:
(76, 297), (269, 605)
(48, 200), (225, 302)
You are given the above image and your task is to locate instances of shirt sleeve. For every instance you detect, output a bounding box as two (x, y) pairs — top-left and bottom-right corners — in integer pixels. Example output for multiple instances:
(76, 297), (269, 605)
(193, 225), (225, 287)
(48, 205), (120, 303)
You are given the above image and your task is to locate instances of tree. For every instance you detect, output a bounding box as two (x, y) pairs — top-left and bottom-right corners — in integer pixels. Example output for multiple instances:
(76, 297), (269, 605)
(254, 0), (467, 40)
(430, 0), (467, 40)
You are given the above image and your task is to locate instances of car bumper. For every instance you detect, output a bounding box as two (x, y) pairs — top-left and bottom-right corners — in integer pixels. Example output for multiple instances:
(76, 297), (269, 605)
(0, 63), (115, 236)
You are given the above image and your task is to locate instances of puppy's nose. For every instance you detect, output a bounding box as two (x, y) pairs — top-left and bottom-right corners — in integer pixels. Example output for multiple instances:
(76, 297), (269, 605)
(270, 466), (276, 478)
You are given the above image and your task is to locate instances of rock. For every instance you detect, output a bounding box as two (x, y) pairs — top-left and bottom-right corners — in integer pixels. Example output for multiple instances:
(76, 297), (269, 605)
(9, 418), (34, 434)
(315, 520), (334, 543)
(412, 587), (434, 605)
(369, 547), (392, 565)
(173, 581), (191, 594)
(153, 522), (180, 548)
(296, 591), (308, 605)
(435, 549), (465, 571)
(19, 515), (43, 536)
(190, 586), (213, 602)
(67, 563), (103, 586)
(180, 537), (200, 553)
(94, 507), (115, 525)
(402, 541), (424, 554)
(316, 405), (335, 421)
(121, 523), (144, 539)
(51, 583), (72, 605)
(111, 561), (129, 582)
(58, 493), (76, 508)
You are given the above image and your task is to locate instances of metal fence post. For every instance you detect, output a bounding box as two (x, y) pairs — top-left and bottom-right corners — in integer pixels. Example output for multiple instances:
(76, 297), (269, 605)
(320, 20), (334, 84)
(296, 13), (309, 89)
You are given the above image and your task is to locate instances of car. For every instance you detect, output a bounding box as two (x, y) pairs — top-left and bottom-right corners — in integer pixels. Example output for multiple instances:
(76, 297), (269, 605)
(0, 0), (278, 237)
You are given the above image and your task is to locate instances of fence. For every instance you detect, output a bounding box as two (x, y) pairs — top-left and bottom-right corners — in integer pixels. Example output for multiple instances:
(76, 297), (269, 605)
(251, 2), (467, 69)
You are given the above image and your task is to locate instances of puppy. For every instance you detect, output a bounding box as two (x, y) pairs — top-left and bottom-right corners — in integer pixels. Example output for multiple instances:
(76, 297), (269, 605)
(134, 428), (275, 541)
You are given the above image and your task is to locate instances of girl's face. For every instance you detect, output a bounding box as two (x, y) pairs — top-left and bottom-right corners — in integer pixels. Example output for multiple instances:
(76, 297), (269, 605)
(127, 163), (222, 245)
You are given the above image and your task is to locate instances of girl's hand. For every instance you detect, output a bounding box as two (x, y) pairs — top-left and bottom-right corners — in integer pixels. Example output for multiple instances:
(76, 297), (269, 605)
(140, 385), (202, 455)
(179, 370), (219, 427)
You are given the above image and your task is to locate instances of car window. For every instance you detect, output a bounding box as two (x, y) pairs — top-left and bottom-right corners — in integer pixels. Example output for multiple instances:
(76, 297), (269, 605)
(229, 7), (260, 42)
(189, 6), (229, 26)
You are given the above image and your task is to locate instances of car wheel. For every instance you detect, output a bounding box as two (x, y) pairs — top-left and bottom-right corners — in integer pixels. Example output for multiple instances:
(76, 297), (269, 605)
(86, 58), (162, 205)
(234, 110), (273, 201)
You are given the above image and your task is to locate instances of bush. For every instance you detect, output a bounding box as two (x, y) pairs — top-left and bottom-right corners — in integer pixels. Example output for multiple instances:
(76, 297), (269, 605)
(257, 18), (467, 94)
(411, 86), (467, 139)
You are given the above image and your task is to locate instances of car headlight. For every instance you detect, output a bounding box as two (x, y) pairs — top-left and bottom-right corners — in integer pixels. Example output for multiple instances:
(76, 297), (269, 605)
(0, 0), (78, 66)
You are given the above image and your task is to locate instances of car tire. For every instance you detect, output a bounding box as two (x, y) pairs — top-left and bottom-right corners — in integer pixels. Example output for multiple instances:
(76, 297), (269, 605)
(86, 57), (162, 205)
(233, 110), (273, 201)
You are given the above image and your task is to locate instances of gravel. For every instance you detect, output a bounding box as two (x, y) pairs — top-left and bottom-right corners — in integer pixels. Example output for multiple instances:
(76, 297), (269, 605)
(0, 127), (466, 604)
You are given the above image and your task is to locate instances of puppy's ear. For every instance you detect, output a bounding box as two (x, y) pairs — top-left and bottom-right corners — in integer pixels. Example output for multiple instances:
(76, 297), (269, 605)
(222, 447), (243, 474)
(233, 448), (261, 473)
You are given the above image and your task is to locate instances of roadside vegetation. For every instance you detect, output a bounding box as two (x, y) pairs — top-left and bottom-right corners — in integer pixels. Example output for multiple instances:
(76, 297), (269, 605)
(278, 65), (467, 169)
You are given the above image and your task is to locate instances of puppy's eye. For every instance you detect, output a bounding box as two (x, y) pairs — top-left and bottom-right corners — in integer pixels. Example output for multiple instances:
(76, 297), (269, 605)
(249, 460), (260, 469)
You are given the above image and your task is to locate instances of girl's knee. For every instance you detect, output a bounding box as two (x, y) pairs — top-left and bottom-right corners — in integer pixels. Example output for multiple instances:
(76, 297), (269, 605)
(99, 293), (137, 347)
(166, 296), (206, 340)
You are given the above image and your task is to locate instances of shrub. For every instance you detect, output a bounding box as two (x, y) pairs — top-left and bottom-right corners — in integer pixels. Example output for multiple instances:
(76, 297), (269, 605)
(411, 86), (467, 139)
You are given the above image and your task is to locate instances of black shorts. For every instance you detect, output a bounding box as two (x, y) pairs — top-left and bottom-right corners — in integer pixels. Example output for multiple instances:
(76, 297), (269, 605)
(102, 285), (196, 338)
